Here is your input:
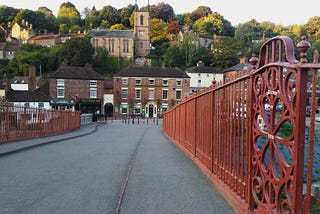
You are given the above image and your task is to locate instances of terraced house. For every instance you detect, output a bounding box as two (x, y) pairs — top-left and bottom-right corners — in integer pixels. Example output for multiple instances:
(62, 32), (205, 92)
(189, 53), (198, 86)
(113, 65), (190, 118)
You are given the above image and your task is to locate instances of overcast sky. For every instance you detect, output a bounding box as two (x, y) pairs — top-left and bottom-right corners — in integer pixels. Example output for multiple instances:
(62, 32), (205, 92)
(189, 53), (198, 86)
(0, 0), (319, 26)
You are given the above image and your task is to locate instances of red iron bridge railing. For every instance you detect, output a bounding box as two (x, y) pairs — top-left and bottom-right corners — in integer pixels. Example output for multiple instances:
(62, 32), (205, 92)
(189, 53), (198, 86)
(163, 36), (320, 213)
(0, 104), (80, 143)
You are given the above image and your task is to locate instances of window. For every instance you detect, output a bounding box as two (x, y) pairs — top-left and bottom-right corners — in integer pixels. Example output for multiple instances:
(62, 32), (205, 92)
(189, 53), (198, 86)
(198, 73), (201, 77)
(149, 79), (155, 85)
(135, 89), (141, 99)
(109, 39), (114, 52)
(197, 79), (202, 85)
(122, 78), (128, 85)
(135, 79), (141, 85)
(90, 88), (97, 98)
(176, 80), (182, 86)
(121, 88), (128, 99)
(121, 107), (128, 114)
(139, 30), (145, 35)
(38, 103), (44, 108)
(176, 90), (182, 100)
(57, 87), (64, 98)
(162, 79), (168, 86)
(57, 79), (64, 86)
(162, 89), (168, 100)
(90, 80), (97, 87)
(148, 89), (154, 100)
(122, 39), (129, 53)
(140, 15), (144, 25)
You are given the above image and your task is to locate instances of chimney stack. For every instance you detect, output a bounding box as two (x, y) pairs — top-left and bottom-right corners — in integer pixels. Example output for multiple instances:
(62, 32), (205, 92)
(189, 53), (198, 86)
(28, 66), (36, 91)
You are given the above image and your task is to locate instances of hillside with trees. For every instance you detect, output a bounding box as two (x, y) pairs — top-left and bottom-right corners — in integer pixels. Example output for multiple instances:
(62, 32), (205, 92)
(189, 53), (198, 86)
(0, 1), (319, 78)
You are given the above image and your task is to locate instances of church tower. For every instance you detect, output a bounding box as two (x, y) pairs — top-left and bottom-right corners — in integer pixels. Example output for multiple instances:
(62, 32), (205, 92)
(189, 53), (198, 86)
(134, 0), (150, 57)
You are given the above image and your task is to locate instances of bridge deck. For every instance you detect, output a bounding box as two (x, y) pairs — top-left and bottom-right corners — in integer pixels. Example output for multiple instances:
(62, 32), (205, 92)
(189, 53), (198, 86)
(0, 121), (236, 213)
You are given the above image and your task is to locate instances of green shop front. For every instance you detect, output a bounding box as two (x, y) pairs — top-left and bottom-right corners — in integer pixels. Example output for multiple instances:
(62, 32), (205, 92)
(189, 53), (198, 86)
(77, 98), (102, 117)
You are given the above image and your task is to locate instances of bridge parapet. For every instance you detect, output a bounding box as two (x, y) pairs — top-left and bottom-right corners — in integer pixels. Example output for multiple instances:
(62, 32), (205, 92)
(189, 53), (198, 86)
(163, 36), (320, 213)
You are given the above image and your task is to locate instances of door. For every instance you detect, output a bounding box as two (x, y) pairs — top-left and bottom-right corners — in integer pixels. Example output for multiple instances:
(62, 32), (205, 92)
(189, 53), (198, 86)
(148, 104), (154, 118)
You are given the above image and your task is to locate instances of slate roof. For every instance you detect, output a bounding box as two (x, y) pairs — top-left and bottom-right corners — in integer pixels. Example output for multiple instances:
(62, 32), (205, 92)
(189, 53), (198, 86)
(115, 66), (190, 78)
(6, 82), (50, 102)
(186, 66), (224, 74)
(29, 34), (59, 40)
(89, 29), (135, 38)
(221, 63), (252, 73)
(49, 64), (104, 80)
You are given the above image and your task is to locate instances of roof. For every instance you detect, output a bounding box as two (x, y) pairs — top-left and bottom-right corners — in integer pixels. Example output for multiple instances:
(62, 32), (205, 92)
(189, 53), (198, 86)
(221, 63), (252, 73)
(114, 66), (190, 78)
(0, 42), (19, 51)
(6, 82), (50, 102)
(89, 29), (135, 38)
(186, 66), (224, 74)
(29, 34), (59, 40)
(49, 64), (104, 80)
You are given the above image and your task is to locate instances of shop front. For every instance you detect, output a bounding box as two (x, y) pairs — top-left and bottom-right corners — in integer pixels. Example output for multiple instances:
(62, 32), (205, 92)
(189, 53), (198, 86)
(50, 99), (75, 111)
(78, 99), (102, 118)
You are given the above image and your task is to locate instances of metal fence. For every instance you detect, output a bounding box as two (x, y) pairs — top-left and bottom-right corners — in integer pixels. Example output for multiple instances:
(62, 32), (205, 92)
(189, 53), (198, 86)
(163, 36), (320, 213)
(0, 104), (80, 143)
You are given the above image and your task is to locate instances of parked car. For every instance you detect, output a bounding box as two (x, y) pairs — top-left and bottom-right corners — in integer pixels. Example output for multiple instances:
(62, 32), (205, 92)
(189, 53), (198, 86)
(315, 117), (320, 122)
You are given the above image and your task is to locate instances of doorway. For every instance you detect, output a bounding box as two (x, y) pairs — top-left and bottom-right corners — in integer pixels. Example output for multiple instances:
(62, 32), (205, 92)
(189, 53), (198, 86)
(148, 104), (154, 118)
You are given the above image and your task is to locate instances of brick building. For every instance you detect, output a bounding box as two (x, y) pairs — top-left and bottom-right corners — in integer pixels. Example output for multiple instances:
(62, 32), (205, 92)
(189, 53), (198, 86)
(48, 63), (104, 115)
(113, 65), (190, 118)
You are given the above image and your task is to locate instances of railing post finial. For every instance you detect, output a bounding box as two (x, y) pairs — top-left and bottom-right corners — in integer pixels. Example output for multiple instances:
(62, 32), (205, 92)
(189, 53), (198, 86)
(249, 54), (258, 70)
(212, 78), (216, 88)
(297, 35), (311, 63)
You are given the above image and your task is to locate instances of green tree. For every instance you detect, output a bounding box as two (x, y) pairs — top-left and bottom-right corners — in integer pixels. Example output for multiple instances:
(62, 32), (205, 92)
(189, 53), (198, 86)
(210, 36), (241, 70)
(61, 37), (94, 66)
(83, 6), (100, 30)
(234, 23), (255, 53)
(149, 38), (170, 66)
(93, 47), (109, 75)
(38, 7), (58, 33)
(99, 6), (120, 28)
(150, 18), (168, 43)
(110, 23), (127, 30)
(14, 9), (48, 33)
(0, 6), (19, 27)
(163, 45), (184, 68)
(192, 13), (223, 35)
(307, 39), (320, 63)
(119, 4), (135, 28)
(152, 2), (175, 22)
(57, 2), (81, 32)
(9, 50), (41, 76)
(304, 16), (320, 41)
(279, 25), (306, 44)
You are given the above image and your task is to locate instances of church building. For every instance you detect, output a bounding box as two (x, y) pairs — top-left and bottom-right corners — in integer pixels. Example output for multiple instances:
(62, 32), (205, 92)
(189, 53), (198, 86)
(89, 1), (150, 59)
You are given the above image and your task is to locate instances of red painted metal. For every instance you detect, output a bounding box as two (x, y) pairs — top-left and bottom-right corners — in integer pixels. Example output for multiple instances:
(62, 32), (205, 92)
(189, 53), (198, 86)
(163, 36), (320, 213)
(0, 104), (80, 143)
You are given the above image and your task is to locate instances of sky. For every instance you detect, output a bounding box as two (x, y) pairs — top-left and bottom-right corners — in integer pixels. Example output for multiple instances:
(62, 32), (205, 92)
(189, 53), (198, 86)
(0, 0), (319, 26)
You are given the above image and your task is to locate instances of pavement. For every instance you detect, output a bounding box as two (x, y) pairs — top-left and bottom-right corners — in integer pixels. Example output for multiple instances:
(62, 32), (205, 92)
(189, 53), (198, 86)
(0, 123), (100, 157)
